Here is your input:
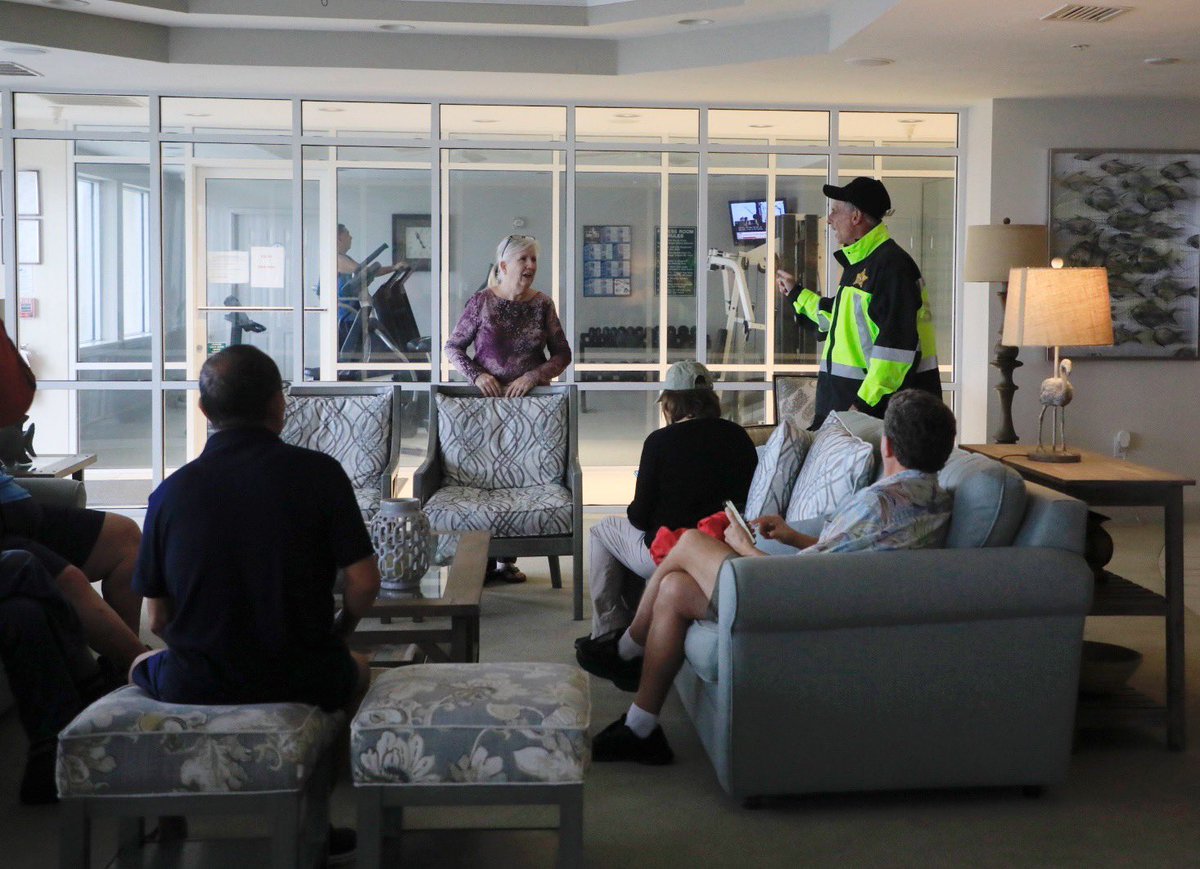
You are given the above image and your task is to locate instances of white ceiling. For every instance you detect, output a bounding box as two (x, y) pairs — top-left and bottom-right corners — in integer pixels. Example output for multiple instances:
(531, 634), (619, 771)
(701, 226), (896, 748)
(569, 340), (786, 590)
(0, 0), (1196, 105)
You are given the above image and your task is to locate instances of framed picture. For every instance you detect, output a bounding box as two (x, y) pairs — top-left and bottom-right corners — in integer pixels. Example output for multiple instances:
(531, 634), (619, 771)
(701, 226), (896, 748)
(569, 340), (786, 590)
(17, 170), (40, 216)
(17, 218), (41, 265)
(392, 213), (432, 271)
(582, 225), (631, 297)
(654, 226), (696, 296)
(1049, 149), (1200, 359)
(772, 373), (818, 429)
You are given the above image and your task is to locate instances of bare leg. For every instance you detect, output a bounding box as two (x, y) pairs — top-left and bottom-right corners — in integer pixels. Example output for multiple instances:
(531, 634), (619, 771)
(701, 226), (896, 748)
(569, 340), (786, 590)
(628, 530), (734, 645)
(55, 565), (145, 672)
(633, 571), (713, 716)
(80, 513), (142, 634)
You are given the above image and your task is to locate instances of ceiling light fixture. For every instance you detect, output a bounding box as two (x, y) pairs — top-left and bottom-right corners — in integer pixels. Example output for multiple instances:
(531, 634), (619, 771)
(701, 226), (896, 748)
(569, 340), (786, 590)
(318, 107), (346, 113)
(678, 18), (714, 26)
(748, 123), (773, 129)
(45, 0), (89, 7)
(5, 46), (48, 55)
(845, 57), (894, 67)
(1144, 57), (1180, 65)
(614, 112), (641, 119)
(185, 112), (212, 118)
(473, 119), (498, 124)
(379, 23), (415, 32)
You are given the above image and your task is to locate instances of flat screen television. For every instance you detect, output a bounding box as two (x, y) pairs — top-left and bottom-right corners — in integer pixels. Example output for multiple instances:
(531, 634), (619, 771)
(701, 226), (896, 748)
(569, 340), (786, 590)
(729, 198), (788, 244)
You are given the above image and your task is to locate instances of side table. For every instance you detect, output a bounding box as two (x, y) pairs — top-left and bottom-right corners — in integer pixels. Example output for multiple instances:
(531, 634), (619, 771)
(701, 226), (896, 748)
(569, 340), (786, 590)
(5, 453), (97, 481)
(961, 443), (1194, 750)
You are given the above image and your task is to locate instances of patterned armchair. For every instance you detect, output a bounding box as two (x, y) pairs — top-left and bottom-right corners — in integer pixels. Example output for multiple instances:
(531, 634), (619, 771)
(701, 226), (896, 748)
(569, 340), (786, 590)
(281, 385), (403, 522)
(414, 385), (584, 620)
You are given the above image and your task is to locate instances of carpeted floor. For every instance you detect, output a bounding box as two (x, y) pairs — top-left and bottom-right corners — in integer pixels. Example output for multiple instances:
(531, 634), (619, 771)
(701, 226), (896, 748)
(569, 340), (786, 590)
(2, 515), (1200, 866)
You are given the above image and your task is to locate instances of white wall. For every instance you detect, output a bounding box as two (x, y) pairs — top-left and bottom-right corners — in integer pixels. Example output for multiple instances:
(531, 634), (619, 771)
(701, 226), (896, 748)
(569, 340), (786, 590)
(990, 97), (1200, 505)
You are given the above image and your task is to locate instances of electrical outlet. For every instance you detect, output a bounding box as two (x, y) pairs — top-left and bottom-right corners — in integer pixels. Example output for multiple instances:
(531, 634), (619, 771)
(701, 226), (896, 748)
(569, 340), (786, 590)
(1113, 430), (1131, 460)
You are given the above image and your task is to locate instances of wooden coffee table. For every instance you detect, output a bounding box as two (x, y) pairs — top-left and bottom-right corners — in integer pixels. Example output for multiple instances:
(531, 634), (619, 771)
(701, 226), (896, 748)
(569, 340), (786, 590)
(348, 529), (490, 665)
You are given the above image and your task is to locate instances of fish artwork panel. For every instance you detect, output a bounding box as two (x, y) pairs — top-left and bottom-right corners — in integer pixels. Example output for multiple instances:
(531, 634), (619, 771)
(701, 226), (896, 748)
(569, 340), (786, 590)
(1050, 149), (1200, 359)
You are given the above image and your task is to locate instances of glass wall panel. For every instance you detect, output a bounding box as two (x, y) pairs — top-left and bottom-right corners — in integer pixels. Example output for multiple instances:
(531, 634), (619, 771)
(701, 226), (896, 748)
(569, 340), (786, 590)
(576, 107), (699, 145)
(577, 390), (659, 466)
(75, 157), (153, 372)
(25, 387), (152, 506)
(302, 101), (430, 138)
(440, 105), (566, 142)
(301, 146), (433, 382)
(442, 150), (564, 380)
(838, 112), (958, 148)
(161, 98), (292, 135)
(708, 109), (828, 146)
(717, 386), (770, 427)
(15, 93), (149, 133)
(161, 143), (295, 381)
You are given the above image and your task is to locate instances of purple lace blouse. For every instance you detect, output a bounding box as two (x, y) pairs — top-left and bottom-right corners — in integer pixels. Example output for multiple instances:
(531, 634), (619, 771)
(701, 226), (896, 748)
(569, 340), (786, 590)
(444, 289), (572, 386)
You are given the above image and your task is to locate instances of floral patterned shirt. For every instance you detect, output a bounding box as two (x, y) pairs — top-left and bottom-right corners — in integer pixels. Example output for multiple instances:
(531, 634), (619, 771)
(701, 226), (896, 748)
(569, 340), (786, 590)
(444, 289), (573, 386)
(804, 469), (952, 555)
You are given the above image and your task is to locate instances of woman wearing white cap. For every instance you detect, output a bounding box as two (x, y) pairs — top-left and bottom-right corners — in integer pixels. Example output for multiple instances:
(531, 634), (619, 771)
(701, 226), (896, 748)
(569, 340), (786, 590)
(576, 361), (757, 663)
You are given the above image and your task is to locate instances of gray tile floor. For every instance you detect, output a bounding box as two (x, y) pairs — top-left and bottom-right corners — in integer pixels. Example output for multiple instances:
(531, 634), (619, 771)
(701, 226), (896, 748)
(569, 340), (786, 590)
(3, 513), (1200, 866)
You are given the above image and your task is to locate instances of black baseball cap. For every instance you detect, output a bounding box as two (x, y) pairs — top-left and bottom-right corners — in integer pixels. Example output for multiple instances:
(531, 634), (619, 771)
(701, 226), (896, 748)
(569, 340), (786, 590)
(822, 177), (892, 221)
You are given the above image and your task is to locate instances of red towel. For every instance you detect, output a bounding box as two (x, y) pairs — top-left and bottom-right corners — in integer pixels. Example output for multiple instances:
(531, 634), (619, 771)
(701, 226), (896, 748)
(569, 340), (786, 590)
(648, 511), (730, 565)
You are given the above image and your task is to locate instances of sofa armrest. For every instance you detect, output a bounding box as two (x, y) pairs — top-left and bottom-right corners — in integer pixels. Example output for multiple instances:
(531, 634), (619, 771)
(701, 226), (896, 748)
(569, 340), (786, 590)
(718, 546), (1093, 632)
(412, 452), (443, 505)
(14, 477), (87, 509)
(1013, 481), (1087, 555)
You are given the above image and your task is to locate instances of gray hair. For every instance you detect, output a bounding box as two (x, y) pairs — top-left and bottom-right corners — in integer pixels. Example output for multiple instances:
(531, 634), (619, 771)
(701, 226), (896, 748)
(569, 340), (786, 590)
(487, 234), (539, 288)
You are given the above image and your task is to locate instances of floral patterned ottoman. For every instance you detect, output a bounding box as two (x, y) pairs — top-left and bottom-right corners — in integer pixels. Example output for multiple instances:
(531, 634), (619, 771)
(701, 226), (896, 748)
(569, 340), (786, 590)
(350, 662), (591, 868)
(56, 685), (344, 868)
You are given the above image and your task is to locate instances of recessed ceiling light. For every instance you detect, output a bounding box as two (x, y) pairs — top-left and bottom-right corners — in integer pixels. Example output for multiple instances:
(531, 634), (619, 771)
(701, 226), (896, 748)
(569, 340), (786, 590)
(845, 57), (894, 67)
(473, 119), (498, 124)
(748, 124), (773, 129)
(185, 112), (212, 118)
(678, 18), (713, 26)
(45, 0), (89, 7)
(6, 46), (47, 55)
(614, 112), (641, 119)
(1144, 57), (1180, 66)
(379, 23), (414, 32)
(317, 107), (345, 113)
(899, 118), (924, 124)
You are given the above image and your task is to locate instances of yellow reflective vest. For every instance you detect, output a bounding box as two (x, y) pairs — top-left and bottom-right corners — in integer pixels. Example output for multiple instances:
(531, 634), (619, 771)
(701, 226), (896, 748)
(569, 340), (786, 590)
(790, 223), (941, 425)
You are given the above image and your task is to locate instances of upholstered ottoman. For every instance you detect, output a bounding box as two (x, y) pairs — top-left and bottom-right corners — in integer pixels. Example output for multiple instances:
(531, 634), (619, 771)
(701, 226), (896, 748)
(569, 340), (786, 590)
(57, 685), (344, 869)
(351, 662), (590, 868)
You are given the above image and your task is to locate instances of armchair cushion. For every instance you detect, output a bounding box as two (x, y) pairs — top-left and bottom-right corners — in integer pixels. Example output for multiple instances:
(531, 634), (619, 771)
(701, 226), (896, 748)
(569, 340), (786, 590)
(436, 393), (567, 490)
(282, 392), (392, 492)
(785, 413), (875, 522)
(744, 421), (812, 520)
(424, 483), (573, 539)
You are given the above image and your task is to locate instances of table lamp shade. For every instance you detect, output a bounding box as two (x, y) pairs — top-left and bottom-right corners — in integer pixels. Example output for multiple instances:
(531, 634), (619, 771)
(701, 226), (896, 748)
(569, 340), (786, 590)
(964, 224), (1048, 282)
(1002, 267), (1114, 347)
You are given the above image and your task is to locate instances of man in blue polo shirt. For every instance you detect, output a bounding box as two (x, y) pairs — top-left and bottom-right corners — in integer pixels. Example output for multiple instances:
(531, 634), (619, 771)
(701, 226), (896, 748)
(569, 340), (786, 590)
(130, 345), (380, 712)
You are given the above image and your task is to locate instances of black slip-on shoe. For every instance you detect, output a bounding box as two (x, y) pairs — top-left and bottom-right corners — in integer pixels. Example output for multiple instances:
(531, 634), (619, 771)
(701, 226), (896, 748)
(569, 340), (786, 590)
(575, 644), (642, 692)
(592, 714), (674, 765)
(327, 826), (357, 866)
(574, 627), (624, 653)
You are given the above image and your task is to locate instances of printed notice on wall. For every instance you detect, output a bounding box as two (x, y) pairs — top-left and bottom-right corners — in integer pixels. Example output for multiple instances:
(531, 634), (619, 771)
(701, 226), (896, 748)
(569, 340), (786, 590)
(207, 250), (250, 285)
(250, 246), (285, 289)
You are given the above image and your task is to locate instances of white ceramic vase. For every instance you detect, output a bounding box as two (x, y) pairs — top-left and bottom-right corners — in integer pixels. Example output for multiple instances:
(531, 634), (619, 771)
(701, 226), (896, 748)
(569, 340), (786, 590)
(370, 498), (433, 592)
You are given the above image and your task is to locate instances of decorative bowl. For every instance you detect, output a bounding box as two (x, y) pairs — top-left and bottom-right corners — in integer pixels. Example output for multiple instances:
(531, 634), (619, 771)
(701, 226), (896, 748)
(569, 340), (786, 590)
(1079, 641), (1143, 695)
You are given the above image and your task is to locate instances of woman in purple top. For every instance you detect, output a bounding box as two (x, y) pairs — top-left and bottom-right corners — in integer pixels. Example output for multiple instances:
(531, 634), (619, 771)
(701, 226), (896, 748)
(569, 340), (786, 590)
(444, 234), (573, 580)
(445, 234), (572, 397)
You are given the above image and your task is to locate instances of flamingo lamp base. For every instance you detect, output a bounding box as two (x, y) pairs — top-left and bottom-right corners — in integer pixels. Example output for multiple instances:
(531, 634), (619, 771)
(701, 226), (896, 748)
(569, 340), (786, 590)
(1028, 446), (1081, 463)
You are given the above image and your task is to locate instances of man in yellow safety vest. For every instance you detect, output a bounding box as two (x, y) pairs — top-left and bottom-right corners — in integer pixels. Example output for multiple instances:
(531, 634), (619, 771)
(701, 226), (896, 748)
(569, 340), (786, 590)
(777, 177), (942, 428)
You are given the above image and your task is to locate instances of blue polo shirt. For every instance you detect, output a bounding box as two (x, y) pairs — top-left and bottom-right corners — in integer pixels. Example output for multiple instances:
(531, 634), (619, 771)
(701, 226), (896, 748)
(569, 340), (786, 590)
(132, 426), (375, 707)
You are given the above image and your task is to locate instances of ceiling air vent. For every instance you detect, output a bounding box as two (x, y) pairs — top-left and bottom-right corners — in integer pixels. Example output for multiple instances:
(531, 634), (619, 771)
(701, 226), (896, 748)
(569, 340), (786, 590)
(0, 62), (41, 77)
(1042, 4), (1132, 23)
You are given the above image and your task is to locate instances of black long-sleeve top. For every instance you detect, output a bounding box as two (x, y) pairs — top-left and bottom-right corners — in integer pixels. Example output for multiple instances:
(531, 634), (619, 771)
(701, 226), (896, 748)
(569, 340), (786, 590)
(627, 417), (758, 547)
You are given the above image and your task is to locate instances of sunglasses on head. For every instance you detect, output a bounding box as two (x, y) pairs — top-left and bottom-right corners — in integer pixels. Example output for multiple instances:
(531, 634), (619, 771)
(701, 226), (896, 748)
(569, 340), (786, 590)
(500, 234), (535, 259)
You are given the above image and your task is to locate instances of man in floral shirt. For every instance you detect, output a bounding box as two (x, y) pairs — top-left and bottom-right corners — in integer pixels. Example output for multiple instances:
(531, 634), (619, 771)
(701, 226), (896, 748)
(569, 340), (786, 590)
(583, 389), (956, 764)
